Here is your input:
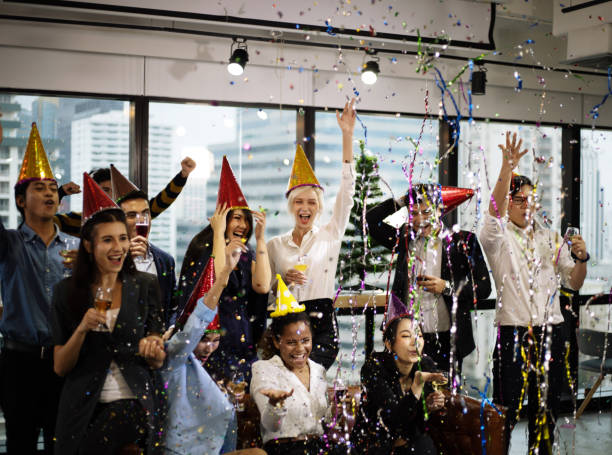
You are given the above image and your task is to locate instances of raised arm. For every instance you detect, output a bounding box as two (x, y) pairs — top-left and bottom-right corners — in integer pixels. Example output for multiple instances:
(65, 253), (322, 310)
(210, 204), (230, 274)
(489, 132), (528, 218)
(365, 197), (403, 250)
(149, 157), (196, 219)
(251, 210), (271, 294)
(53, 211), (83, 237)
(337, 98), (356, 164)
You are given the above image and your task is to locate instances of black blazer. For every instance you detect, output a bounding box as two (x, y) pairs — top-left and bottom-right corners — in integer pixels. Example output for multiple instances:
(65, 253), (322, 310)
(366, 198), (491, 358)
(351, 352), (437, 454)
(51, 272), (164, 455)
(150, 243), (177, 328)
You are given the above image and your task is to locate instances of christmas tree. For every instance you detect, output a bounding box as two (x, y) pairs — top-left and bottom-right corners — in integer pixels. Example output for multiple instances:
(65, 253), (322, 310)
(337, 140), (390, 289)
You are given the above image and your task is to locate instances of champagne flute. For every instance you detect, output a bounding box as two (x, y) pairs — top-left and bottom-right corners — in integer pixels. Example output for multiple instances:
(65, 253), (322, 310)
(227, 371), (247, 412)
(93, 287), (112, 332)
(60, 237), (80, 277)
(133, 213), (150, 264)
(292, 255), (309, 294)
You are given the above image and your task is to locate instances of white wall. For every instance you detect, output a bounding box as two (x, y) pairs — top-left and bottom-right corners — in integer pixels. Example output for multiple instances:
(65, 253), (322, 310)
(1, 18), (612, 126)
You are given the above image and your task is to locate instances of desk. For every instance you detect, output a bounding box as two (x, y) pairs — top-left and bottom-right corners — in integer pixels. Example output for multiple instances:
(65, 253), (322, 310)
(334, 293), (387, 355)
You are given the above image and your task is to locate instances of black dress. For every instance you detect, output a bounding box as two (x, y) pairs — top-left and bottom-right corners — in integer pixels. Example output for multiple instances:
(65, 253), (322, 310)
(350, 352), (437, 454)
(50, 272), (164, 455)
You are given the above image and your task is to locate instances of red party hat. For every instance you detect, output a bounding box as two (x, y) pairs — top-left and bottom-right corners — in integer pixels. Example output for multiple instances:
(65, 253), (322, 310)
(82, 172), (120, 226)
(205, 314), (221, 333)
(216, 156), (249, 210)
(440, 186), (474, 214)
(176, 257), (216, 327)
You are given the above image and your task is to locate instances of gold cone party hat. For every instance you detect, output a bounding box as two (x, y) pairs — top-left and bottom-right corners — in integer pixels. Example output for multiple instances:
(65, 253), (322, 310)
(17, 123), (55, 185)
(285, 145), (322, 197)
(270, 274), (305, 318)
(110, 164), (141, 203)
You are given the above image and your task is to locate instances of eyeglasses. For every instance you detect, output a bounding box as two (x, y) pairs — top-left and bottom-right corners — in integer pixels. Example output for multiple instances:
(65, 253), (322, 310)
(511, 194), (532, 207)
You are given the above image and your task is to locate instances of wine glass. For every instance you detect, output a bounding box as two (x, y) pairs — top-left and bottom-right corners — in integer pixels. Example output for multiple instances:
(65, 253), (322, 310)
(292, 254), (309, 296)
(431, 371), (449, 391)
(93, 287), (112, 332)
(227, 371), (247, 412)
(60, 236), (80, 277)
(133, 213), (150, 264)
(565, 226), (580, 247)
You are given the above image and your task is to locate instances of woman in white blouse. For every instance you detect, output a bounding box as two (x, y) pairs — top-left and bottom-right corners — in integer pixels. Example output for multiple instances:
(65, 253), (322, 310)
(251, 311), (337, 455)
(267, 98), (356, 369)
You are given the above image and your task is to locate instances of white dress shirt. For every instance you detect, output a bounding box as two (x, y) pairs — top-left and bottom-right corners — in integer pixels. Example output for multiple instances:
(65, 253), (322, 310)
(479, 213), (576, 326)
(134, 250), (157, 277)
(250, 355), (329, 444)
(267, 162), (356, 302)
(410, 235), (450, 333)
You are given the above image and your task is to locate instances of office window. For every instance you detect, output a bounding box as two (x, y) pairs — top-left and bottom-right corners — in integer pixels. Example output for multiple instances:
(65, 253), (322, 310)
(0, 94), (130, 229)
(147, 103), (296, 273)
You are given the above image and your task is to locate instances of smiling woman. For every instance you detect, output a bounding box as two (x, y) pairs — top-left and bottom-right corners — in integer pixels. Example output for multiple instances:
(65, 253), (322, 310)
(50, 178), (165, 454)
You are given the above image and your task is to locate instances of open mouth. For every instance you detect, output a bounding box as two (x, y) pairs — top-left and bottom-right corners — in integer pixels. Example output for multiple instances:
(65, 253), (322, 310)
(44, 199), (55, 207)
(298, 213), (311, 223)
(290, 353), (307, 362)
(108, 253), (123, 266)
(232, 230), (245, 239)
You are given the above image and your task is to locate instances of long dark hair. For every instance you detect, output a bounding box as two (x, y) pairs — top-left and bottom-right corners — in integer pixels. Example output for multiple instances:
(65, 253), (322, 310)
(69, 209), (136, 315)
(179, 208), (254, 283)
(259, 312), (312, 360)
(383, 315), (416, 348)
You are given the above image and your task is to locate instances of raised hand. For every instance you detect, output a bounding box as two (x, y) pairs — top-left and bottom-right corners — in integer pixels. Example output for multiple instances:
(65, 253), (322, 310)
(498, 131), (529, 171)
(336, 98), (357, 135)
(210, 203), (229, 235)
(225, 238), (247, 271)
(61, 181), (81, 196)
(260, 388), (294, 407)
(569, 234), (588, 261)
(252, 209), (267, 241)
(180, 156), (196, 177)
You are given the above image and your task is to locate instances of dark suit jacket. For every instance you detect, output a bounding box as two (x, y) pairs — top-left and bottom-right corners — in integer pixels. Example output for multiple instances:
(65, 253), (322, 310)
(366, 198), (491, 358)
(51, 272), (164, 455)
(150, 243), (176, 328)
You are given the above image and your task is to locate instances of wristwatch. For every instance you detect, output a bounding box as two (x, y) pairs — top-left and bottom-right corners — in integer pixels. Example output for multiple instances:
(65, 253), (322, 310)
(442, 280), (453, 296)
(571, 251), (590, 263)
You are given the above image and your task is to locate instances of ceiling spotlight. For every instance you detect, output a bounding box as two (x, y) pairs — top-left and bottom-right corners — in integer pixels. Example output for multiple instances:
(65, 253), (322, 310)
(471, 65), (487, 95)
(361, 51), (380, 85)
(227, 38), (249, 76)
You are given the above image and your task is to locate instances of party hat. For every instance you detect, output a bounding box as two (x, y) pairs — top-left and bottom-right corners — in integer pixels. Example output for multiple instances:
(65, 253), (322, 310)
(176, 258), (216, 327)
(285, 144), (322, 197)
(216, 156), (249, 210)
(17, 123), (55, 185)
(205, 314), (222, 333)
(270, 274), (305, 318)
(382, 292), (412, 332)
(440, 186), (474, 214)
(110, 164), (140, 203)
(81, 172), (120, 226)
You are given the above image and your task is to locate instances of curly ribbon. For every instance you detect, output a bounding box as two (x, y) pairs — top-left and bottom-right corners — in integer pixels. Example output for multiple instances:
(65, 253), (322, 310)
(470, 375), (503, 455)
(589, 66), (612, 119)
(432, 66), (462, 144)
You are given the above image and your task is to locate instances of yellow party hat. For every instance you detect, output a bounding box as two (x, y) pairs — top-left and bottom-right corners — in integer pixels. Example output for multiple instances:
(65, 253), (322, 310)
(285, 144), (323, 197)
(270, 274), (305, 318)
(17, 123), (55, 185)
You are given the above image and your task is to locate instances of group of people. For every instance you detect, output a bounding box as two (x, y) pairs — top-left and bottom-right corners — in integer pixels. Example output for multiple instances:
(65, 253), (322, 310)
(0, 98), (590, 455)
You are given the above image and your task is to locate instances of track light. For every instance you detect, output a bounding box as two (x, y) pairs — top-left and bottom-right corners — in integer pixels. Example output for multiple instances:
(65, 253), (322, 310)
(471, 65), (486, 95)
(227, 38), (249, 76)
(361, 51), (380, 85)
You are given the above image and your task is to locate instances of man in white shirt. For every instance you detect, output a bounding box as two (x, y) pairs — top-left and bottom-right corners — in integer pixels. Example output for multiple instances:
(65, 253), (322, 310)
(480, 132), (588, 453)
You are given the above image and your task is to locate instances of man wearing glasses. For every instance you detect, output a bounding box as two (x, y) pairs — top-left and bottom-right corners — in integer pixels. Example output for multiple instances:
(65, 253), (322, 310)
(480, 132), (588, 453)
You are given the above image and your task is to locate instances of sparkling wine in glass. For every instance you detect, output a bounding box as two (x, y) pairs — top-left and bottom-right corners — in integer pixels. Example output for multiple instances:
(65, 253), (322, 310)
(94, 287), (112, 332)
(227, 372), (247, 412)
(432, 372), (449, 391)
(60, 237), (80, 277)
